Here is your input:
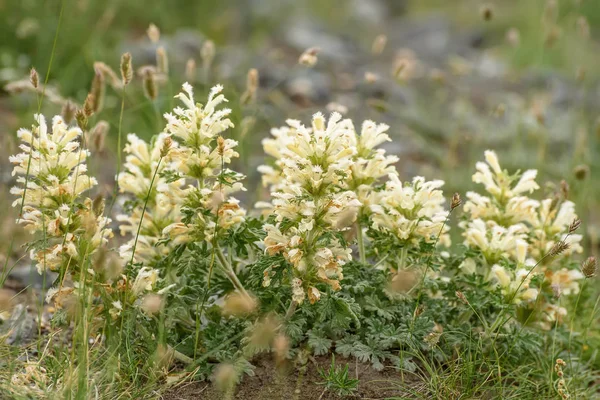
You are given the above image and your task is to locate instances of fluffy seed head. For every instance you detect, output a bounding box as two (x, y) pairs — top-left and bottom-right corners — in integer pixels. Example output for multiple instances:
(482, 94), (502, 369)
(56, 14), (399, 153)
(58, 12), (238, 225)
(222, 291), (258, 316)
(141, 293), (163, 316)
(213, 363), (238, 393)
(387, 269), (418, 294)
(273, 334), (290, 364)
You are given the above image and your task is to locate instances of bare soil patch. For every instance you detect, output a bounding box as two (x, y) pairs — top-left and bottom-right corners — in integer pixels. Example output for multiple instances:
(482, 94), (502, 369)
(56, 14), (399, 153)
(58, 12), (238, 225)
(162, 355), (422, 400)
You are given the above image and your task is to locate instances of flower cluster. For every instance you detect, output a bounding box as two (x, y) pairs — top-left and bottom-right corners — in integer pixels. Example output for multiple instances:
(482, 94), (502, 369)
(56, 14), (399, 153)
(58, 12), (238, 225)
(9, 115), (112, 275)
(117, 133), (185, 263)
(461, 150), (584, 326)
(259, 111), (455, 301)
(160, 83), (246, 244)
(490, 264), (538, 304)
(260, 112), (362, 303)
(369, 175), (450, 246)
(258, 115), (397, 212)
(462, 151), (582, 260)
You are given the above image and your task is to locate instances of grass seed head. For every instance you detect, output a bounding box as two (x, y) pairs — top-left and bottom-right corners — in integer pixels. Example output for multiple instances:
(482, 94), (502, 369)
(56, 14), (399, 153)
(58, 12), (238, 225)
(147, 23), (160, 43)
(29, 67), (38, 89)
(451, 192), (462, 210)
(160, 136), (172, 157)
(90, 120), (109, 152)
(201, 40), (215, 69)
(456, 291), (469, 305)
(543, 0), (558, 24)
(142, 69), (158, 101)
(92, 195), (105, 217)
(544, 25), (562, 48)
(185, 58), (196, 82)
(90, 69), (106, 113)
(550, 241), (570, 257)
(506, 27), (520, 47)
(573, 164), (589, 180)
(94, 61), (122, 89)
(568, 218), (581, 234)
(551, 283), (561, 298)
(480, 4), (493, 21)
(581, 256), (597, 278)
(299, 47), (319, 67)
(560, 180), (569, 200)
(326, 102), (348, 115)
(424, 331), (442, 348)
(577, 16), (591, 39)
(156, 46), (169, 75)
(241, 68), (259, 104)
(83, 93), (95, 117)
(364, 71), (379, 83)
(120, 52), (133, 85)
(75, 109), (88, 130)
(371, 34), (387, 55)
(61, 100), (77, 124)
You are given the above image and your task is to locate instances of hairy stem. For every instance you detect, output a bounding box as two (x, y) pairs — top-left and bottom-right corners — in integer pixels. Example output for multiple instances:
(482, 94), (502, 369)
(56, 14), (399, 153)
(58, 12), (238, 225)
(216, 246), (249, 298)
(284, 300), (297, 320)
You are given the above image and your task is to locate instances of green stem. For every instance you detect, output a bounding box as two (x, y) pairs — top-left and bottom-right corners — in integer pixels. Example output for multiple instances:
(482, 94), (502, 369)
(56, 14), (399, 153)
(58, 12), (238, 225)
(356, 222), (366, 265)
(568, 280), (586, 367)
(216, 246), (249, 298)
(170, 345), (193, 364)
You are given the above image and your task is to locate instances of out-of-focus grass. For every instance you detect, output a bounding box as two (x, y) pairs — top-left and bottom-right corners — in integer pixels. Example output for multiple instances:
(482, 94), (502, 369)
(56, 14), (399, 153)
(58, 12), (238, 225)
(413, 0), (600, 73)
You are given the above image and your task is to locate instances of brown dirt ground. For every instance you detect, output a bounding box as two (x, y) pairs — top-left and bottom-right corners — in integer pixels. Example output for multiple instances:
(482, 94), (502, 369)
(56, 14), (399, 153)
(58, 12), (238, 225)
(161, 355), (423, 400)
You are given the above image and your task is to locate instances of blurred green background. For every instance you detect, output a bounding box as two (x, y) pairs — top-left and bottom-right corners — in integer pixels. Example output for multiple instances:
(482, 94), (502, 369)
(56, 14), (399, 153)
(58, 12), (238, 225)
(1, 0), (599, 266)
